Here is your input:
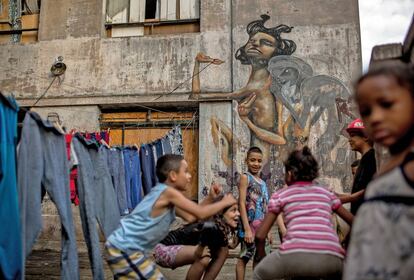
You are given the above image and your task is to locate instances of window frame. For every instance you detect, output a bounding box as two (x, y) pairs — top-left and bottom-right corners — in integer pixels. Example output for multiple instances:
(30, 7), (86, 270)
(105, 0), (200, 26)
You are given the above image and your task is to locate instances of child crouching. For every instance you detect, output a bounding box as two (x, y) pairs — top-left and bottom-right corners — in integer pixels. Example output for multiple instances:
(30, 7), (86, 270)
(105, 154), (236, 279)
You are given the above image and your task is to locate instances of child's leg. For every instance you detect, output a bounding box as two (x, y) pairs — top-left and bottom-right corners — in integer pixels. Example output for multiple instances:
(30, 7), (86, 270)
(203, 247), (229, 280)
(253, 239), (271, 269)
(153, 243), (186, 269)
(185, 245), (211, 280)
(105, 242), (164, 279)
(236, 258), (248, 280)
(236, 240), (254, 280)
(174, 245), (208, 267)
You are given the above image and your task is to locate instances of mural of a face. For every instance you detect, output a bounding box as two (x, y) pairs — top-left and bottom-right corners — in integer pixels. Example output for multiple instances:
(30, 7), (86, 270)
(244, 32), (277, 63)
(197, 14), (355, 195)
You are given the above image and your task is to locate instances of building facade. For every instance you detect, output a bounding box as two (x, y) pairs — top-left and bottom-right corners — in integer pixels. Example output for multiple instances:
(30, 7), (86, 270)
(0, 0), (362, 199)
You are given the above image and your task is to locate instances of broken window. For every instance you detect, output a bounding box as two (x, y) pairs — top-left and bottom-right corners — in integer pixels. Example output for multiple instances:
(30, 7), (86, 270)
(106, 0), (199, 24)
(21, 0), (41, 15)
(145, 0), (158, 20)
(105, 0), (200, 37)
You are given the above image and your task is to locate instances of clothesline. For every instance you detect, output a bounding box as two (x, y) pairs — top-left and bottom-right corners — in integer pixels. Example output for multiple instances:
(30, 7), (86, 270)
(0, 98), (186, 278)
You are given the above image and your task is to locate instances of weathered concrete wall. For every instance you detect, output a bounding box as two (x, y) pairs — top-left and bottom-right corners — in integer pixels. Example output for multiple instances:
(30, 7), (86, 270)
(0, 0), (232, 103)
(198, 0), (362, 197)
(38, 0), (105, 41)
(32, 106), (101, 131)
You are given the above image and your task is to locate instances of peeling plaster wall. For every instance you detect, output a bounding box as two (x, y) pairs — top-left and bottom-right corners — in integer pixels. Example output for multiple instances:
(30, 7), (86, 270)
(0, 0), (362, 199)
(198, 0), (362, 198)
(0, 0), (232, 101)
(31, 106), (101, 131)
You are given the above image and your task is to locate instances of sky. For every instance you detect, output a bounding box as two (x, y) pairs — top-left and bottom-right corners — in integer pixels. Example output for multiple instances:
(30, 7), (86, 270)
(358, 0), (414, 71)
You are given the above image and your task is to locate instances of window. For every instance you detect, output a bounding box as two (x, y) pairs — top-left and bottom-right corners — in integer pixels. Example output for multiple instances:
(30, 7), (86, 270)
(21, 0), (41, 15)
(0, 0), (40, 43)
(105, 0), (200, 37)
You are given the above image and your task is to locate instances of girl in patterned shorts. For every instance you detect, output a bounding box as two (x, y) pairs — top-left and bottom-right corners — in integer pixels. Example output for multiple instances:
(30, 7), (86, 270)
(153, 202), (240, 280)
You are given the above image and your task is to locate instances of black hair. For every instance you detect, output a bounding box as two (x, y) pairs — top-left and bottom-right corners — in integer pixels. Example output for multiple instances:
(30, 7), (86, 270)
(247, 146), (263, 157)
(351, 159), (360, 168)
(156, 154), (184, 183)
(356, 61), (414, 98)
(235, 14), (296, 65)
(284, 146), (319, 182)
(350, 131), (374, 147)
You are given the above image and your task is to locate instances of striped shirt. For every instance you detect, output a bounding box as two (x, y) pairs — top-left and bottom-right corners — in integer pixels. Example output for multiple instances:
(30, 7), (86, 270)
(268, 181), (345, 258)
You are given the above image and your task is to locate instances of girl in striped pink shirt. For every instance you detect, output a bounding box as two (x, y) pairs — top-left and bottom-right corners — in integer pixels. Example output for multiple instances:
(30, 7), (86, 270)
(253, 146), (353, 280)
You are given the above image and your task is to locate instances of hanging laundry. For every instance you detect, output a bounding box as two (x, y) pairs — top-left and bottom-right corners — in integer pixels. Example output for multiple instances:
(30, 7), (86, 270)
(123, 147), (143, 209)
(65, 134), (79, 205)
(17, 111), (79, 280)
(103, 147), (128, 215)
(161, 136), (172, 155)
(140, 143), (157, 196)
(150, 143), (159, 184)
(0, 94), (23, 280)
(72, 134), (120, 280)
(166, 125), (184, 155)
(154, 139), (164, 158)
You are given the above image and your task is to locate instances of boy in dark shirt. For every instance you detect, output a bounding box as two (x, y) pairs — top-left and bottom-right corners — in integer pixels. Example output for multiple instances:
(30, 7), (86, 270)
(339, 119), (376, 215)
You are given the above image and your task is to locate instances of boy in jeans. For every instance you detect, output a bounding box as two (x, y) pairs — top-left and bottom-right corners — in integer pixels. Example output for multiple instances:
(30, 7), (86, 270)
(105, 154), (236, 279)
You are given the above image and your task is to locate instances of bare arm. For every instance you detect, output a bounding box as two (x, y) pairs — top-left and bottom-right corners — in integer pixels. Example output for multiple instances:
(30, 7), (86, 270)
(191, 86), (257, 101)
(238, 174), (254, 243)
(175, 184), (223, 223)
(167, 188), (236, 221)
(242, 117), (286, 145)
(334, 206), (354, 226)
(191, 53), (258, 100)
(276, 214), (286, 238)
(339, 189), (365, 204)
(255, 212), (278, 262)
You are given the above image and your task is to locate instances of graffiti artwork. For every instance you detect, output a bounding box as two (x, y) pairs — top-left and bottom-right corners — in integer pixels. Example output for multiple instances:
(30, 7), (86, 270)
(193, 15), (355, 195)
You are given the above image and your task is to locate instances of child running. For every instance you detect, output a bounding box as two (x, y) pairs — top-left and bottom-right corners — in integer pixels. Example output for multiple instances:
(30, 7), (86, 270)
(153, 195), (240, 280)
(105, 154), (236, 279)
(343, 62), (414, 280)
(236, 147), (270, 280)
(253, 146), (353, 280)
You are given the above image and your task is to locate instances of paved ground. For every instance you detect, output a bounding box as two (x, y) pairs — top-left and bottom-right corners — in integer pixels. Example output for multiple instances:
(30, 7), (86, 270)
(25, 225), (279, 279)
(25, 249), (253, 280)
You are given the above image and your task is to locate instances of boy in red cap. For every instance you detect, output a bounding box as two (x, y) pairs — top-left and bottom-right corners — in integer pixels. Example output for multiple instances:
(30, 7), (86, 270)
(339, 119), (376, 215)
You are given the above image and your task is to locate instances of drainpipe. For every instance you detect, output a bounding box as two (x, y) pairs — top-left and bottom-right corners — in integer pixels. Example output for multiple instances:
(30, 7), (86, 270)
(9, 0), (22, 43)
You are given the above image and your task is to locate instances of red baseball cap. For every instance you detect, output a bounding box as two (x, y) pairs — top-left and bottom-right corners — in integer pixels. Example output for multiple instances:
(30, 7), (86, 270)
(346, 118), (366, 135)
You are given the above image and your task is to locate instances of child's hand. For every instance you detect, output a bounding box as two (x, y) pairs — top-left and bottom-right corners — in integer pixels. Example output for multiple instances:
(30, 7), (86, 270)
(267, 232), (273, 245)
(222, 193), (237, 206)
(244, 228), (254, 243)
(208, 183), (222, 200)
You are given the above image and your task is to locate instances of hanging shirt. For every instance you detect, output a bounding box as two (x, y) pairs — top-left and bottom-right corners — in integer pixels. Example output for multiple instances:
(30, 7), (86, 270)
(268, 182), (345, 258)
(344, 151), (414, 280)
(107, 183), (176, 254)
(0, 95), (23, 279)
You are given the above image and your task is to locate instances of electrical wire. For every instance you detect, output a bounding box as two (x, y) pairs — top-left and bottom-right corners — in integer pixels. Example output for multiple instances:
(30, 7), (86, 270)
(32, 76), (57, 107)
(153, 61), (213, 101)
